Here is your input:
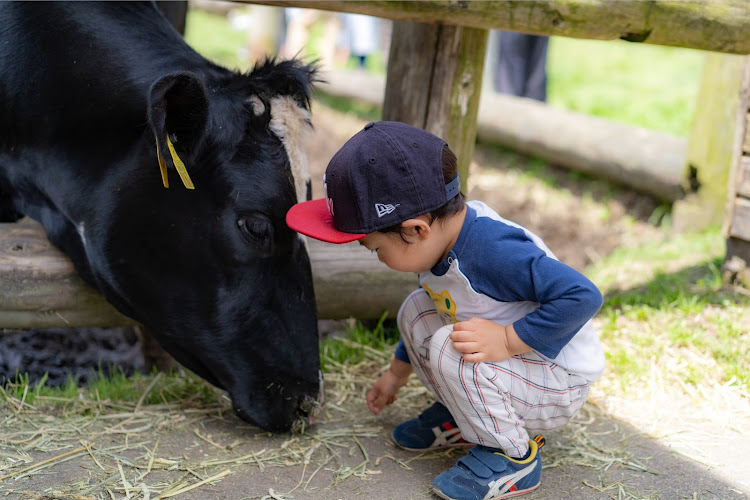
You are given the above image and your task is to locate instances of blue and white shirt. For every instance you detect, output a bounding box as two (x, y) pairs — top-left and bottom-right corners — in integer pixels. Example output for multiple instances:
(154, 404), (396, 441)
(395, 200), (605, 381)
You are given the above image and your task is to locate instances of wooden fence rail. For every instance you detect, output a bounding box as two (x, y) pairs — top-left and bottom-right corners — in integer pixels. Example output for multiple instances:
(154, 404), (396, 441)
(3, 0), (750, 329)
(318, 69), (688, 201)
(0, 220), (415, 328)
(247, 0), (750, 55)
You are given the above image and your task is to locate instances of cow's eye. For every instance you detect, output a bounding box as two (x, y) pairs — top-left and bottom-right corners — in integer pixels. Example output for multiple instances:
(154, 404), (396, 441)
(237, 214), (274, 254)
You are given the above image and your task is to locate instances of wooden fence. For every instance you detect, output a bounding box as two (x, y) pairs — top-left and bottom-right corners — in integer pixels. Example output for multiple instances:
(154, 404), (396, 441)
(2, 0), (750, 328)
(248, 0), (750, 286)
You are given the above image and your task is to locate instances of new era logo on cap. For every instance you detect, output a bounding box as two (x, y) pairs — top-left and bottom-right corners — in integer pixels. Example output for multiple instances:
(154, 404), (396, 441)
(375, 203), (399, 218)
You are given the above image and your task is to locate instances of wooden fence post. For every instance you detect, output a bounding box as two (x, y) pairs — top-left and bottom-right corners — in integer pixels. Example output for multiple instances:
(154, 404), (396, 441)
(382, 21), (488, 190)
(722, 57), (750, 285)
(673, 53), (750, 232)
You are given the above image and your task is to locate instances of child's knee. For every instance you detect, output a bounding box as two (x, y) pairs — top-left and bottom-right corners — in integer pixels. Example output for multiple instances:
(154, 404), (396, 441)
(428, 324), (459, 375)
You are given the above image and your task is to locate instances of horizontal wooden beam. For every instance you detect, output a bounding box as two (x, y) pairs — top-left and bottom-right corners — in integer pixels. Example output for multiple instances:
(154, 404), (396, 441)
(0, 221), (139, 329)
(0, 220), (415, 329)
(243, 0), (750, 55)
(316, 69), (687, 200)
(308, 238), (416, 320)
(475, 92), (687, 201)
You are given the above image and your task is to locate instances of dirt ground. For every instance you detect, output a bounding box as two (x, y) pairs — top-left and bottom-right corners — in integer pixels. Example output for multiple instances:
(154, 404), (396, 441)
(1, 103), (749, 500)
(2, 398), (747, 500)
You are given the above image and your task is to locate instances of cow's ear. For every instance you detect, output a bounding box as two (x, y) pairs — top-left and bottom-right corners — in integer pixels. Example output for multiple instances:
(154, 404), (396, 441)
(148, 72), (208, 185)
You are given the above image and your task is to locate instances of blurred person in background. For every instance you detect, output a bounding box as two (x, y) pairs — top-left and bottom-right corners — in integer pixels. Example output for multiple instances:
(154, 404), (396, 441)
(340, 13), (380, 70)
(494, 31), (549, 102)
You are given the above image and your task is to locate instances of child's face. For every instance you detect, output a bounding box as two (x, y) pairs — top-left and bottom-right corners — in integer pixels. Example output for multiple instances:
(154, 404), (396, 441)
(359, 228), (445, 274)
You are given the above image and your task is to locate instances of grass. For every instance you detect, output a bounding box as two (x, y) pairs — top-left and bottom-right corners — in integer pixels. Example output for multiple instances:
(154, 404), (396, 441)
(547, 37), (704, 136)
(587, 227), (750, 395)
(320, 312), (399, 373)
(2, 367), (221, 412)
(313, 93), (382, 123)
(184, 9), (249, 71)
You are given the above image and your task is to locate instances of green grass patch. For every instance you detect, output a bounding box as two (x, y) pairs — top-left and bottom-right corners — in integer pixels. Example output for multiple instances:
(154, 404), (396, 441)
(2, 368), (221, 411)
(590, 228), (750, 393)
(547, 37), (703, 136)
(4, 372), (78, 404)
(587, 227), (724, 292)
(184, 10), (249, 71)
(320, 312), (399, 372)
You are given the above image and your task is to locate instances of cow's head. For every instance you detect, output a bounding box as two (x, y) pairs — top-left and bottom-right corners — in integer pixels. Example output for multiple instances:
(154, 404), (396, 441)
(89, 60), (321, 432)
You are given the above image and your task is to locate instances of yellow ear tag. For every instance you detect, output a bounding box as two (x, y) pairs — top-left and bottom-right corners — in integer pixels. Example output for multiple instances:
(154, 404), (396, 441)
(155, 137), (169, 188)
(167, 136), (195, 190)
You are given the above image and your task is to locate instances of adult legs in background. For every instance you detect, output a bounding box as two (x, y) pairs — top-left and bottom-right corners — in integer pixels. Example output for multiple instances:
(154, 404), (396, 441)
(494, 31), (549, 102)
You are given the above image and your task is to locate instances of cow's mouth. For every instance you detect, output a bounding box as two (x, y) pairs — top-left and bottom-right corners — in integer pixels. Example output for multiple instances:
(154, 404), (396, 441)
(290, 393), (322, 433)
(290, 371), (325, 433)
(228, 370), (323, 433)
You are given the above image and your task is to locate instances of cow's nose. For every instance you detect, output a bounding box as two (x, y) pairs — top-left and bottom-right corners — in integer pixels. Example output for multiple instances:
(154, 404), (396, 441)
(301, 370), (325, 425)
(289, 372), (325, 432)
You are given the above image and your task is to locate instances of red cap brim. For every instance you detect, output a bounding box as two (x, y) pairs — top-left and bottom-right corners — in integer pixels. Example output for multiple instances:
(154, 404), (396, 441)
(286, 198), (366, 244)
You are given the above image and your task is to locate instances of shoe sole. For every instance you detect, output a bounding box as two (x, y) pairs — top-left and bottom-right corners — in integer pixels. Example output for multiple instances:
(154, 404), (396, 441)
(392, 438), (474, 452)
(432, 483), (540, 500)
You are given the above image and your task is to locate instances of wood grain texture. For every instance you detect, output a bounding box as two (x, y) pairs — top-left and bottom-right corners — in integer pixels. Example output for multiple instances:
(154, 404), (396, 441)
(383, 21), (487, 191)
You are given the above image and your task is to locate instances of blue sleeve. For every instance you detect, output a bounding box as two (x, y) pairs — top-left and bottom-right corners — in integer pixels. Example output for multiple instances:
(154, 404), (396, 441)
(394, 339), (410, 363)
(465, 226), (603, 359)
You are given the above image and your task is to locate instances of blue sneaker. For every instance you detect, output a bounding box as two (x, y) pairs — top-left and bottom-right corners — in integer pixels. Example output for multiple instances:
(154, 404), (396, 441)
(432, 435), (545, 500)
(392, 402), (472, 451)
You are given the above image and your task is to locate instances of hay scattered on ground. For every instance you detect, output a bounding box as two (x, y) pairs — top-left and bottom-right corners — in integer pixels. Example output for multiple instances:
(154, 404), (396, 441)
(0, 340), (678, 499)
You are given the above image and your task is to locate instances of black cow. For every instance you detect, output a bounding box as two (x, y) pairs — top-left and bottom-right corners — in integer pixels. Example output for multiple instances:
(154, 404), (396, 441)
(0, 1), (321, 432)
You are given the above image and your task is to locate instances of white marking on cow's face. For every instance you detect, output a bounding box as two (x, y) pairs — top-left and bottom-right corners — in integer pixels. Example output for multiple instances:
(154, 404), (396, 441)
(246, 95), (265, 116)
(268, 95), (312, 204)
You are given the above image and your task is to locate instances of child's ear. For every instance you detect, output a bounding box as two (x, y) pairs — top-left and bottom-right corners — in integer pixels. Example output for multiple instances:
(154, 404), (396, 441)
(401, 217), (432, 241)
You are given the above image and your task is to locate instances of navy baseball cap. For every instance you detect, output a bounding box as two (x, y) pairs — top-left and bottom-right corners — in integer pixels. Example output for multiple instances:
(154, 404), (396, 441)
(286, 121), (460, 244)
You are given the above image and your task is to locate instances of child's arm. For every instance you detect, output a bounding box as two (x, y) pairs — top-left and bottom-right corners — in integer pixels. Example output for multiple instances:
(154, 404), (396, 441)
(458, 224), (603, 360)
(367, 358), (412, 414)
(450, 319), (530, 363)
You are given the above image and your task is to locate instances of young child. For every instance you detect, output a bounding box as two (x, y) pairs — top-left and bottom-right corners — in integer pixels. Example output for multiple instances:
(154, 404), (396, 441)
(286, 121), (605, 500)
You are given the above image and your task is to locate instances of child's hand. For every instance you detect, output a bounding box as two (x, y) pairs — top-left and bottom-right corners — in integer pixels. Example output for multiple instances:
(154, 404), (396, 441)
(450, 318), (531, 363)
(367, 358), (413, 414)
